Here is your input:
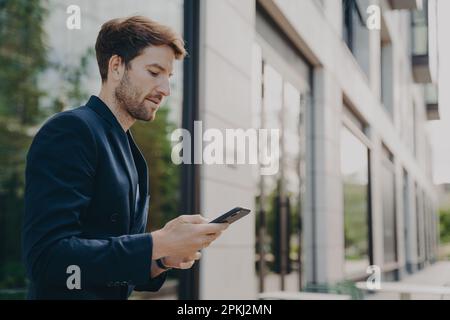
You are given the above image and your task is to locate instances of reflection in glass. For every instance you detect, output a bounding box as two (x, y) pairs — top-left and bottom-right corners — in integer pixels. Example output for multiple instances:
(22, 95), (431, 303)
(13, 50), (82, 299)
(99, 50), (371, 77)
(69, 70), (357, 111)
(261, 62), (282, 277)
(43, 0), (185, 229)
(382, 155), (397, 265)
(282, 82), (302, 282)
(0, 0), (184, 298)
(341, 126), (370, 278)
(255, 59), (305, 292)
(415, 184), (422, 262)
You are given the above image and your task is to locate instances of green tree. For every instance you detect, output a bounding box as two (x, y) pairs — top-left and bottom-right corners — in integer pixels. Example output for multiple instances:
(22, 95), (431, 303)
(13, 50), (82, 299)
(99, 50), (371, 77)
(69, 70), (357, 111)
(0, 0), (49, 291)
(0, 0), (48, 125)
(0, 0), (181, 294)
(0, 0), (92, 292)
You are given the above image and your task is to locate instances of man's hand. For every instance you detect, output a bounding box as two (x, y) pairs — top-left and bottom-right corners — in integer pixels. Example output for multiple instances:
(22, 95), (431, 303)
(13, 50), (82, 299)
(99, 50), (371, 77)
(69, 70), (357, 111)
(151, 214), (229, 260)
(150, 252), (202, 278)
(163, 251), (202, 269)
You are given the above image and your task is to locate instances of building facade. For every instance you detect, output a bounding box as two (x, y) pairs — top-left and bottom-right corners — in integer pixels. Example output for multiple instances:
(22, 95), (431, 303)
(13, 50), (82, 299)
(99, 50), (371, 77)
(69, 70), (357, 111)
(197, 0), (439, 299)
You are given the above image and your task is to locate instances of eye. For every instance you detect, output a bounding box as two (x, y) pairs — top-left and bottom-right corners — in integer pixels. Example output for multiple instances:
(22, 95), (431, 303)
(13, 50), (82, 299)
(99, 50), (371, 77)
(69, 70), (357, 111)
(148, 70), (159, 77)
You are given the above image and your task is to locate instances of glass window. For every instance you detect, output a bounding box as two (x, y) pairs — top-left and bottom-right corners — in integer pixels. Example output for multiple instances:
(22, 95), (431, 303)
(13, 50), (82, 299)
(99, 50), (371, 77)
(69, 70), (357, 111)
(341, 126), (370, 278)
(411, 4), (429, 56)
(44, 0), (185, 228)
(254, 20), (310, 291)
(423, 191), (430, 263)
(342, 0), (370, 78)
(415, 183), (421, 263)
(282, 81), (304, 287)
(403, 170), (413, 273)
(381, 22), (394, 118)
(258, 66), (308, 292)
(0, 0), (184, 299)
(381, 148), (397, 265)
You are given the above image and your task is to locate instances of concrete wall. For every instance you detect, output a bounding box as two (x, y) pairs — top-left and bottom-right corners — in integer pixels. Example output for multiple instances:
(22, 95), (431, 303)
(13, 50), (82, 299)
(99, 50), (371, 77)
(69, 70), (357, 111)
(198, 0), (258, 299)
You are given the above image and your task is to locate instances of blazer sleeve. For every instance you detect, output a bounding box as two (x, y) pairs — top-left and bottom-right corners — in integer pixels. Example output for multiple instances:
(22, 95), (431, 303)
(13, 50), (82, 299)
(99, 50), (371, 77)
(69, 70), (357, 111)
(132, 195), (167, 292)
(23, 112), (155, 289)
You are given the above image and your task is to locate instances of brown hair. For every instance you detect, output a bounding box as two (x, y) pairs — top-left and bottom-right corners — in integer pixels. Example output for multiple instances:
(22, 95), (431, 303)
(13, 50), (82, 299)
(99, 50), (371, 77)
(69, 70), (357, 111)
(95, 15), (186, 82)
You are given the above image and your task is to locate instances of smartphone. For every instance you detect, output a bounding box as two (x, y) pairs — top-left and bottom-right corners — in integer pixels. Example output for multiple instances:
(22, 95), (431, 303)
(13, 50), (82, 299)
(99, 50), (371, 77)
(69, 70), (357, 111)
(209, 207), (251, 224)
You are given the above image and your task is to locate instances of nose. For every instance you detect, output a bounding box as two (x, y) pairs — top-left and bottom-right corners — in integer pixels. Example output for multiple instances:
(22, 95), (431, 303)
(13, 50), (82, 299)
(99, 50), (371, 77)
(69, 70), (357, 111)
(157, 78), (171, 97)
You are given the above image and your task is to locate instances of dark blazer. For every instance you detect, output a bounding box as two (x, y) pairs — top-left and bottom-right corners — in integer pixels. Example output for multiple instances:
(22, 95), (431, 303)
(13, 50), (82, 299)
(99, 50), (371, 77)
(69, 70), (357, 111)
(23, 95), (166, 299)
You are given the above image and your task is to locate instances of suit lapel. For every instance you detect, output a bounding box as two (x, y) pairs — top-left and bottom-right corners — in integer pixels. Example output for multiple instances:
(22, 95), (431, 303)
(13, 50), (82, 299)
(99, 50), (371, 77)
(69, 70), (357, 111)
(86, 96), (137, 221)
(110, 130), (138, 221)
(127, 130), (148, 210)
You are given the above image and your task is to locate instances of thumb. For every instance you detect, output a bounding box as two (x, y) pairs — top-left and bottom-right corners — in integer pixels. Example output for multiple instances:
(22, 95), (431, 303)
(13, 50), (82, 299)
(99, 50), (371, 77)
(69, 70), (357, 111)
(179, 260), (196, 269)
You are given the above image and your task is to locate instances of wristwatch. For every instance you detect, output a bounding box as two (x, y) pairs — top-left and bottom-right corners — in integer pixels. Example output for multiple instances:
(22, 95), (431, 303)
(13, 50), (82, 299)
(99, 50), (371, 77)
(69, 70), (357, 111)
(156, 258), (172, 271)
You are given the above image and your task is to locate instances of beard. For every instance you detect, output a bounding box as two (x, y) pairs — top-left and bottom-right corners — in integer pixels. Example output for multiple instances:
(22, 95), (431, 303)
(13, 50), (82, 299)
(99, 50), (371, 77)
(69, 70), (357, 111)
(114, 71), (156, 122)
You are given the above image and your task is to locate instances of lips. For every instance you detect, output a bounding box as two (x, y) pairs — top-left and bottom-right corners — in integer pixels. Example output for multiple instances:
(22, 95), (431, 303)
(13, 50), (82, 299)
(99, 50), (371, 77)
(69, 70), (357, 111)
(145, 96), (161, 105)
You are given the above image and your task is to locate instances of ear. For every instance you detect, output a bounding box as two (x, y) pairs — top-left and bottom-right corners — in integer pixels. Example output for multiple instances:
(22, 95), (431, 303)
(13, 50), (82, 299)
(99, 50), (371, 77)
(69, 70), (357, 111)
(108, 54), (125, 82)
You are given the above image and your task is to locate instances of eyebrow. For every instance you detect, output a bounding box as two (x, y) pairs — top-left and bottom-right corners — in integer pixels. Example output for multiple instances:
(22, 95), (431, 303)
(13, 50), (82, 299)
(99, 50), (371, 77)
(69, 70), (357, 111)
(146, 63), (173, 76)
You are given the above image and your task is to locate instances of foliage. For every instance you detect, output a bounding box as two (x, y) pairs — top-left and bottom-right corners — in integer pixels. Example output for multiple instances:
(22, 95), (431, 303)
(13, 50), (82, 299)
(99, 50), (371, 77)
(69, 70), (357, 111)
(0, 0), (49, 291)
(0, 0), (182, 293)
(344, 182), (369, 261)
(440, 209), (450, 244)
(0, 0), (49, 125)
(132, 106), (180, 231)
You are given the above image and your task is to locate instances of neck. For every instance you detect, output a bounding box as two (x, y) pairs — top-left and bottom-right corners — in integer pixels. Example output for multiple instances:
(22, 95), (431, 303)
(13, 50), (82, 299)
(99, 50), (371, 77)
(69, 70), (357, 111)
(98, 87), (135, 132)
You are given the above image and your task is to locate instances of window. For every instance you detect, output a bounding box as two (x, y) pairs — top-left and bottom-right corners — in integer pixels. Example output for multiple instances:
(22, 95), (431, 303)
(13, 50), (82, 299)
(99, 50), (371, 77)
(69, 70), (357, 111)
(403, 170), (413, 274)
(341, 124), (371, 278)
(415, 187), (427, 269)
(380, 18), (394, 118)
(381, 146), (397, 267)
(45, 0), (185, 217)
(415, 183), (423, 267)
(342, 0), (370, 78)
(422, 192), (431, 263)
(254, 6), (311, 292)
(411, 1), (429, 57)
(254, 59), (308, 292)
(0, 0), (186, 299)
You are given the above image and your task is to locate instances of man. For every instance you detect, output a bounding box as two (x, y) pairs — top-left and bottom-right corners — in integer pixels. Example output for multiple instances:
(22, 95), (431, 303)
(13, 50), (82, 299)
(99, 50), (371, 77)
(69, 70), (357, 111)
(22, 16), (228, 299)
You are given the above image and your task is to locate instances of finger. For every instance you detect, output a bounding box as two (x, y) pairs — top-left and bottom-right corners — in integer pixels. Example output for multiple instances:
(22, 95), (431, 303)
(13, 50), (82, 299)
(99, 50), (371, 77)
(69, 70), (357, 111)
(207, 232), (222, 242)
(185, 251), (201, 261)
(200, 234), (221, 249)
(183, 251), (202, 262)
(181, 214), (209, 224)
(197, 223), (229, 235)
(204, 231), (222, 239)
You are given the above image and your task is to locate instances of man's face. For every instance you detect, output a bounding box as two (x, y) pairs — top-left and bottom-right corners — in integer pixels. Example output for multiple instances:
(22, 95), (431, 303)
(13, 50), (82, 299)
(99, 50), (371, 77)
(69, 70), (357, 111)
(114, 45), (175, 122)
